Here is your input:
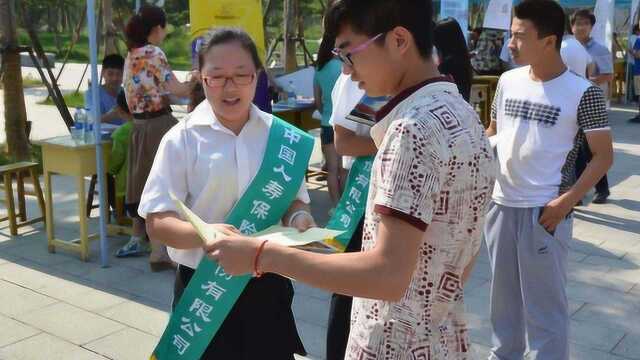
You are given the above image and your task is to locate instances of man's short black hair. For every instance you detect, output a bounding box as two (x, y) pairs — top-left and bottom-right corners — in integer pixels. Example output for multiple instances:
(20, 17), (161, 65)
(324, 0), (433, 59)
(102, 54), (125, 70)
(571, 9), (596, 27)
(514, 0), (566, 50)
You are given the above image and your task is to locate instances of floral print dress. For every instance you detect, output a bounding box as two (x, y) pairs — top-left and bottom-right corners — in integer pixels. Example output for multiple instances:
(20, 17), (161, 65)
(123, 45), (173, 114)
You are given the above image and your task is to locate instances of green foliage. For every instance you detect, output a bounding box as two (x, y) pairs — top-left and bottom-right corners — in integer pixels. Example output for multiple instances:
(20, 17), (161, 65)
(0, 145), (44, 175)
(16, 0), (327, 70)
(262, 0), (324, 43)
(18, 0), (86, 31)
(164, 0), (190, 26)
(17, 30), (89, 62)
(0, 75), (42, 90)
(22, 75), (44, 88)
(38, 91), (86, 108)
(161, 26), (193, 70)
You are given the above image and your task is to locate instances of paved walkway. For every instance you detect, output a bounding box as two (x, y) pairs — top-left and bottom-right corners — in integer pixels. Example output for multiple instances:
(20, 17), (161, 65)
(0, 72), (639, 359)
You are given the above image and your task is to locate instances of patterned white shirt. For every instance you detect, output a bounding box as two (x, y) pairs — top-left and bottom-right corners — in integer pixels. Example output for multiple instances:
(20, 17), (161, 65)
(346, 79), (496, 359)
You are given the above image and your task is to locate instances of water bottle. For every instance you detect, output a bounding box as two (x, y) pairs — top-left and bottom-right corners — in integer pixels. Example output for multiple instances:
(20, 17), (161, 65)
(287, 81), (297, 106)
(84, 109), (95, 143)
(72, 108), (86, 141)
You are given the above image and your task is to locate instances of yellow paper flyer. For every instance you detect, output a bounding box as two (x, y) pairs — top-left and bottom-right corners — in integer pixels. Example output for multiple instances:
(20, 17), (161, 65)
(171, 194), (343, 250)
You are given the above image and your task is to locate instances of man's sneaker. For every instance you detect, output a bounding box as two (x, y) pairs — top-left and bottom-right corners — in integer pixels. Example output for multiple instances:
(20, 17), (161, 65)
(630, 116), (640, 123)
(115, 236), (150, 258)
(592, 192), (609, 204)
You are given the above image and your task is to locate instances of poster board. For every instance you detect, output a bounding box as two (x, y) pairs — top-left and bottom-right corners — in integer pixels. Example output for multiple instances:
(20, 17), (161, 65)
(482, 0), (512, 30)
(189, 0), (266, 61)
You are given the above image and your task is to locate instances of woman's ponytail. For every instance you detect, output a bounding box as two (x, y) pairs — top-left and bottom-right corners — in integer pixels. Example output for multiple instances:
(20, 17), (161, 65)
(124, 5), (167, 50)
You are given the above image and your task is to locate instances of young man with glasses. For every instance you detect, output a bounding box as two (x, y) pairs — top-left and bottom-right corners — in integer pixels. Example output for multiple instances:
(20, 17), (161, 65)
(325, 72), (388, 360)
(205, 0), (495, 358)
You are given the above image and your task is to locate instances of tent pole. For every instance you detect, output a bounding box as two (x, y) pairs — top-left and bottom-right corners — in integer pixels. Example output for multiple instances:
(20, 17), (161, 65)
(87, 0), (110, 267)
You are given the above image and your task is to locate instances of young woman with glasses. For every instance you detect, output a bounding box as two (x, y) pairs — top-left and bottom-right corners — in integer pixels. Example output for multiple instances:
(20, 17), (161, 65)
(138, 28), (315, 359)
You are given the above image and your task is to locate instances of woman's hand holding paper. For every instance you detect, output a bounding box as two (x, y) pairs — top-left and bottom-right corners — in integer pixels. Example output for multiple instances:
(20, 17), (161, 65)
(290, 212), (317, 232)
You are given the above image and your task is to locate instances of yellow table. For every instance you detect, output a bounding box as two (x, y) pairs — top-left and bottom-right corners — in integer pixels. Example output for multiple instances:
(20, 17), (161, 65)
(40, 135), (112, 261)
(473, 75), (500, 92)
(272, 102), (320, 131)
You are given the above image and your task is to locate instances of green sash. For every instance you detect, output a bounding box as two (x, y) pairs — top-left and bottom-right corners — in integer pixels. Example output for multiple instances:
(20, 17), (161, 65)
(325, 156), (374, 251)
(150, 117), (313, 360)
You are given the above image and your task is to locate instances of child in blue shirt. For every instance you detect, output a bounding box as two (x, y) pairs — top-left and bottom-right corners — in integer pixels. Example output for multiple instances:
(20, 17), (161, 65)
(84, 54), (126, 125)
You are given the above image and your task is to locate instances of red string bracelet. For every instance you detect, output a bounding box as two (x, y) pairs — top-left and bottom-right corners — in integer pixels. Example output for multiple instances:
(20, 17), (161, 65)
(253, 240), (269, 278)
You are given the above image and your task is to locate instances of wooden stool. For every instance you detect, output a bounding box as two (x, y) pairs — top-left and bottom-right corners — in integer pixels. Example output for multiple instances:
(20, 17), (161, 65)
(85, 174), (114, 220)
(106, 195), (133, 237)
(85, 174), (132, 236)
(0, 162), (46, 235)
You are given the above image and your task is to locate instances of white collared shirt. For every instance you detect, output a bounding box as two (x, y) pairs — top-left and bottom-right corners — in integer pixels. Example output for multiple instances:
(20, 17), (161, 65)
(138, 101), (311, 269)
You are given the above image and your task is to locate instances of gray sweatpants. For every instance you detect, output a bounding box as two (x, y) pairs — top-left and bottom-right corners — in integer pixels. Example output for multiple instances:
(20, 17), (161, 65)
(484, 201), (572, 360)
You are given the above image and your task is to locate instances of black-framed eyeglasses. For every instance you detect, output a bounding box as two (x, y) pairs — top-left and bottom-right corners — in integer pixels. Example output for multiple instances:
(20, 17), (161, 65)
(202, 73), (256, 88)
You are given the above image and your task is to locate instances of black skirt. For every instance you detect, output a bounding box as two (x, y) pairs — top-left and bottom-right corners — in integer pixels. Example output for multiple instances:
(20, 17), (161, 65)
(173, 265), (306, 360)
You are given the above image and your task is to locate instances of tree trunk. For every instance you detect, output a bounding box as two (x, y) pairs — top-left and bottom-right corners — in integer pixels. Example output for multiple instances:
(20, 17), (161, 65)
(0, 0), (7, 48)
(263, 0), (273, 24)
(282, 0), (298, 72)
(297, 9), (309, 66)
(46, 7), (60, 53)
(0, 0), (30, 161)
(63, 5), (71, 34)
(103, 0), (117, 55)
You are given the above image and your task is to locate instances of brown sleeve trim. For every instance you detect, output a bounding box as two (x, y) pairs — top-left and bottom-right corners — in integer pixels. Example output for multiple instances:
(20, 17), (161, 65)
(374, 205), (428, 231)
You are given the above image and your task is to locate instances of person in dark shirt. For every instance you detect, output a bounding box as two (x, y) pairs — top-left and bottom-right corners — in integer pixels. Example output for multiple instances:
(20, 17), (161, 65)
(434, 18), (473, 101)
